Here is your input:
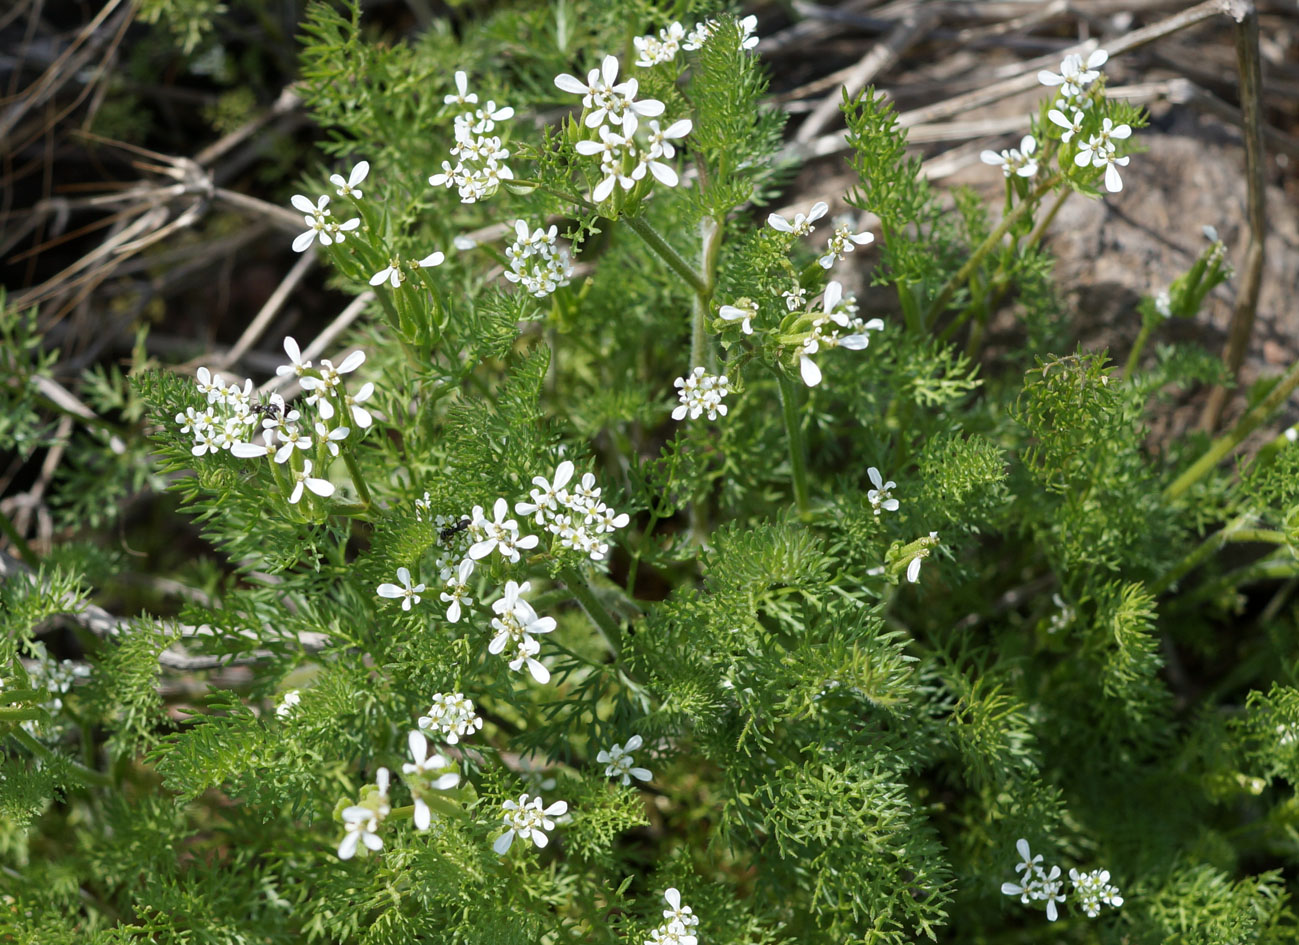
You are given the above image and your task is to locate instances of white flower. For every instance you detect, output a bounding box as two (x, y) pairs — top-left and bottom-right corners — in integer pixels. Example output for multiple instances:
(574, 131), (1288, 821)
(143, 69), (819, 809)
(1014, 838), (1043, 876)
(1047, 108), (1084, 143)
(1203, 224), (1219, 243)
(1154, 290), (1172, 318)
(290, 194), (359, 252)
(634, 21), (686, 68)
(402, 730), (461, 830)
(492, 793), (568, 854)
(444, 70), (478, 106)
(1038, 48), (1108, 98)
(299, 350), (365, 396)
(503, 221), (573, 298)
(341, 382), (375, 428)
(272, 423), (311, 464)
(906, 531), (939, 583)
(597, 734), (652, 785)
(439, 557), (475, 623)
(468, 497), (539, 563)
(337, 768), (390, 860)
(633, 118), (693, 185)
(377, 566), (425, 611)
(866, 467), (898, 514)
(418, 692), (484, 745)
(557, 54), (664, 135)
(276, 336), (311, 378)
(515, 460), (576, 524)
(672, 367), (731, 421)
(1069, 867), (1122, 918)
(768, 201), (827, 236)
(818, 221), (874, 269)
(314, 422), (349, 457)
(718, 299), (757, 335)
(288, 459), (334, 504)
(662, 887), (699, 931)
(275, 689), (301, 719)
(330, 161), (370, 198)
(980, 135), (1038, 179)
(489, 580), (556, 684)
(782, 286), (807, 311)
(684, 14), (759, 51)
(798, 281), (885, 387)
(1094, 147), (1131, 194)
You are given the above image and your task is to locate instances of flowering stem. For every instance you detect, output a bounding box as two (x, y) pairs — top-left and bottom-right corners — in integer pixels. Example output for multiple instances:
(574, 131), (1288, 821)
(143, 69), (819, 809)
(559, 566), (622, 660)
(342, 451), (371, 508)
(622, 215), (709, 298)
(1151, 512), (1252, 596)
(1164, 354), (1299, 502)
(926, 174), (1061, 328)
(777, 373), (812, 520)
(10, 728), (111, 788)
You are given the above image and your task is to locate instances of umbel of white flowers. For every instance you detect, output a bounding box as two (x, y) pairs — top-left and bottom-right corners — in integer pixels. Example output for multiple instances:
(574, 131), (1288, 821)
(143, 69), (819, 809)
(1001, 838), (1122, 921)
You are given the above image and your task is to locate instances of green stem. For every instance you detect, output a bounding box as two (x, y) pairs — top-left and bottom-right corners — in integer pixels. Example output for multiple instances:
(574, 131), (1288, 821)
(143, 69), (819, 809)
(1229, 528), (1286, 544)
(0, 707), (45, 721)
(0, 506), (38, 567)
(626, 510), (660, 599)
(342, 451), (372, 507)
(925, 174), (1062, 327)
(1151, 512), (1251, 596)
(1165, 354), (1299, 501)
(559, 567), (622, 660)
(1124, 317), (1156, 380)
(11, 728), (111, 787)
(777, 373), (812, 520)
(622, 215), (708, 297)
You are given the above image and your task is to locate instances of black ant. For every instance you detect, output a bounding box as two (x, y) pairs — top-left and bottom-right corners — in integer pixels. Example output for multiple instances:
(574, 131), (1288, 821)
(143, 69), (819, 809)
(250, 400), (284, 423)
(439, 518), (471, 542)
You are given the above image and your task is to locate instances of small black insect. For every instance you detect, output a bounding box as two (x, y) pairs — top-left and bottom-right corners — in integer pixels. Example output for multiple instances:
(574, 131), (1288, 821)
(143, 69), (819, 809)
(439, 518), (471, 542)
(250, 400), (284, 422)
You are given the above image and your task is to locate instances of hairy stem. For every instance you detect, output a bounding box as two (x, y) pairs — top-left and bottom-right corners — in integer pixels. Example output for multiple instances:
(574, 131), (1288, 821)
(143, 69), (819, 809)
(342, 451), (372, 507)
(622, 215), (708, 297)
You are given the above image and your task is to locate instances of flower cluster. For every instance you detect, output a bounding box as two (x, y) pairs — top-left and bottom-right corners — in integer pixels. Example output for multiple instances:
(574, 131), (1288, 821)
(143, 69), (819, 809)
(178, 337), (369, 506)
(646, 888), (700, 945)
(671, 367), (731, 421)
(429, 70), (515, 203)
(275, 689), (301, 719)
(503, 220), (574, 298)
(489, 580), (557, 683)
(558, 54), (693, 202)
(1001, 839), (1121, 922)
(1069, 868), (1124, 918)
(290, 193), (360, 253)
(797, 281), (884, 387)
(768, 200), (827, 237)
(1035, 49), (1134, 194)
(19, 641), (91, 738)
(634, 13), (759, 68)
(597, 734), (652, 786)
(818, 219), (874, 269)
(515, 460), (630, 562)
(492, 792), (568, 854)
(980, 135), (1038, 179)
(418, 691), (483, 745)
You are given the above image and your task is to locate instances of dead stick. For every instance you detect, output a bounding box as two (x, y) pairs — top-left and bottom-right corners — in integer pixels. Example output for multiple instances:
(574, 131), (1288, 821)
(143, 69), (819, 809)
(215, 250), (315, 370)
(1200, 1), (1267, 431)
(795, 7), (939, 143)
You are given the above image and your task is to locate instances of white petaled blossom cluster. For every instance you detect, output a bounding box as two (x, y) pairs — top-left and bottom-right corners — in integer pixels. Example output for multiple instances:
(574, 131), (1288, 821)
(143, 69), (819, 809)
(866, 467), (898, 515)
(290, 193), (360, 253)
(177, 337), (370, 506)
(980, 135), (1038, 179)
(369, 250), (445, 288)
(1001, 839), (1122, 922)
(818, 218), (874, 269)
(492, 793), (568, 855)
(429, 70), (515, 203)
(557, 55), (693, 202)
(645, 888), (700, 945)
(1035, 48), (1133, 194)
(768, 200), (827, 237)
(275, 689), (301, 719)
(489, 580), (557, 683)
(1069, 867), (1124, 918)
(418, 692), (483, 745)
(798, 281), (884, 388)
(515, 460), (630, 562)
(672, 368), (731, 421)
(597, 734), (652, 786)
(634, 13), (759, 68)
(503, 220), (574, 298)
